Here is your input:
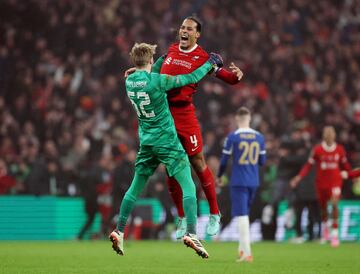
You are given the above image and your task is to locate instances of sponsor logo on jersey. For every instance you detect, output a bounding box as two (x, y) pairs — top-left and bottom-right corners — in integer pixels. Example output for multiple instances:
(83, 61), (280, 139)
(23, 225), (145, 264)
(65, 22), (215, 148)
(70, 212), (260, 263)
(192, 56), (200, 60)
(320, 161), (338, 170)
(172, 59), (192, 69)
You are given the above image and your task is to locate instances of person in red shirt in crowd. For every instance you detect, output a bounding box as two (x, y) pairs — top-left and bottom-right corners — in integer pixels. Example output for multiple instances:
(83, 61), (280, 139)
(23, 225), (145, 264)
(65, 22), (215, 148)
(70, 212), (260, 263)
(290, 126), (351, 247)
(152, 16), (243, 238)
(0, 159), (17, 194)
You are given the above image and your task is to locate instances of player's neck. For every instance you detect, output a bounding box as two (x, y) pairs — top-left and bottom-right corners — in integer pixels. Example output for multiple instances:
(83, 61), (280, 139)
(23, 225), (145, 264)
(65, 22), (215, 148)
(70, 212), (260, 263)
(237, 123), (250, 129)
(136, 63), (152, 73)
(322, 141), (336, 152)
(179, 43), (198, 53)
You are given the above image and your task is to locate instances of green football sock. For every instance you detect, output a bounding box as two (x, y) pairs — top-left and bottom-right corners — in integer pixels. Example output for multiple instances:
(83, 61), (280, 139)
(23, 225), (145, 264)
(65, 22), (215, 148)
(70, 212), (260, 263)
(116, 173), (148, 232)
(182, 196), (197, 234)
(174, 165), (197, 234)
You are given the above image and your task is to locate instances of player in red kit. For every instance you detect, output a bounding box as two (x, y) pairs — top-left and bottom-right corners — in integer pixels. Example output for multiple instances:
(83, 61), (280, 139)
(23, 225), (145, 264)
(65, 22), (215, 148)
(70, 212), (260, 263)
(125, 17), (243, 238)
(290, 126), (351, 247)
(158, 17), (243, 238)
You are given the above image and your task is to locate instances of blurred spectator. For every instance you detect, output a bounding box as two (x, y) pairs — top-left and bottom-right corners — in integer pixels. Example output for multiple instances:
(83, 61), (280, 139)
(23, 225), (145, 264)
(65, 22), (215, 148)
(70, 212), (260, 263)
(0, 158), (18, 194)
(292, 167), (321, 242)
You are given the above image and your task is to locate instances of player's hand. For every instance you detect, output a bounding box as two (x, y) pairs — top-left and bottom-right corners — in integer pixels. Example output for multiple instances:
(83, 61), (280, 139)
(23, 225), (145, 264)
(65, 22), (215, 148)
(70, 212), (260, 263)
(340, 171), (349, 179)
(290, 175), (301, 188)
(208, 52), (223, 68)
(216, 177), (225, 187)
(124, 67), (136, 78)
(229, 62), (243, 81)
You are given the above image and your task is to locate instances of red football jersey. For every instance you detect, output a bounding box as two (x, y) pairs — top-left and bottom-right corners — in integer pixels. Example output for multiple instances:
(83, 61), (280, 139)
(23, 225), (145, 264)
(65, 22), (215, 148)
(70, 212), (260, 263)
(160, 42), (209, 104)
(299, 142), (351, 188)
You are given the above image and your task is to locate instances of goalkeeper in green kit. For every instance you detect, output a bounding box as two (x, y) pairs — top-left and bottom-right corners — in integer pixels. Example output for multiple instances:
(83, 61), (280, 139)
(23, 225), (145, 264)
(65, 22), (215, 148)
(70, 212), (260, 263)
(109, 42), (223, 259)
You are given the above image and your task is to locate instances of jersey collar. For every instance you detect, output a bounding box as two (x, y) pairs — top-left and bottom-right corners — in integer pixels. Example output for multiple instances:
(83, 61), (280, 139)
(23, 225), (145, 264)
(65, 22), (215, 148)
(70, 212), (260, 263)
(321, 141), (336, 152)
(235, 127), (256, 134)
(178, 43), (198, 53)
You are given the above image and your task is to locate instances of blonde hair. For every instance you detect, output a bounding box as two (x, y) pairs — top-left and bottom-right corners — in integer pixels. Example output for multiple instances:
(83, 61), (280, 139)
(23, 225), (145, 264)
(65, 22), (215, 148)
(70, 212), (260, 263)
(235, 106), (251, 124)
(130, 43), (157, 67)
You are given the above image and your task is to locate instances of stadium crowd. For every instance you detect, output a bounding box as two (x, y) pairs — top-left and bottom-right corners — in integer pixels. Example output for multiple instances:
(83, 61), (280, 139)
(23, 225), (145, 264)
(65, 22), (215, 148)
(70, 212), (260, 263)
(1, 0), (360, 235)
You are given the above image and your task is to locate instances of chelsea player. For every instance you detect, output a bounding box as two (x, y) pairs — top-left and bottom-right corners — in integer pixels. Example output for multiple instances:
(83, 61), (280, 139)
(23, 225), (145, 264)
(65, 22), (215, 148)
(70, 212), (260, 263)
(216, 107), (266, 262)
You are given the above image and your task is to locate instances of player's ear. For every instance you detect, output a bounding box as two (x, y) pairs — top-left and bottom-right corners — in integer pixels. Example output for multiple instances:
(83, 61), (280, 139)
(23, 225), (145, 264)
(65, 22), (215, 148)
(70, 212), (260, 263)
(196, 32), (200, 39)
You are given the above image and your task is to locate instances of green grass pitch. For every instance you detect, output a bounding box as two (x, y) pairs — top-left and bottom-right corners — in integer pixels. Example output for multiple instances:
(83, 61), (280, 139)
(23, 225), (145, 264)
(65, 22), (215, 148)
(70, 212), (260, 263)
(1, 241), (359, 274)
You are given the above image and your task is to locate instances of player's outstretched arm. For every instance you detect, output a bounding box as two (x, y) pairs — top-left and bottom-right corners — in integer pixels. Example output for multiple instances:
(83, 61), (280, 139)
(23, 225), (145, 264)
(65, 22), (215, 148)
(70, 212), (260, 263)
(342, 169), (360, 179)
(160, 52), (222, 90)
(216, 153), (230, 182)
(160, 57), (217, 91)
(349, 169), (360, 179)
(215, 62), (243, 85)
(216, 135), (233, 186)
(151, 55), (166, 73)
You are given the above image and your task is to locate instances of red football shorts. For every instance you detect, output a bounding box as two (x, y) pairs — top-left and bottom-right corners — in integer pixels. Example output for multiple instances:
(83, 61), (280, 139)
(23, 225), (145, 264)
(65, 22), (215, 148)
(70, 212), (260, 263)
(316, 186), (342, 208)
(170, 104), (203, 156)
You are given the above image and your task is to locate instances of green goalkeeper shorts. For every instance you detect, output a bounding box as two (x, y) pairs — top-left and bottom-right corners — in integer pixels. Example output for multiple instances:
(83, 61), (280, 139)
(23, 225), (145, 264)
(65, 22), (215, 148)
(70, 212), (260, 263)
(135, 143), (189, 177)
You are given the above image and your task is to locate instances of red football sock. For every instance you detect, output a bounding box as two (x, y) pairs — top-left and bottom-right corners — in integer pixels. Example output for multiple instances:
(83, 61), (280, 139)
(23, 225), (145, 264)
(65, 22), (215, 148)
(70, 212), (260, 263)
(332, 205), (339, 228)
(166, 177), (185, 218)
(196, 166), (220, 215)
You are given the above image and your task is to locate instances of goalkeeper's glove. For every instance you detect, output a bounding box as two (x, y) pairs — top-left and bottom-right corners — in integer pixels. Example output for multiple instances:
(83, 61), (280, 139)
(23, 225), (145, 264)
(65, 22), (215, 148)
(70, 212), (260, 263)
(208, 52), (223, 68)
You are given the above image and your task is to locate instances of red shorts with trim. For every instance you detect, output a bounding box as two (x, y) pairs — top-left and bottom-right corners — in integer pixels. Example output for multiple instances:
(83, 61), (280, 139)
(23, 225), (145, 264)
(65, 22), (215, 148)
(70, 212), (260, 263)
(316, 186), (342, 208)
(169, 104), (203, 156)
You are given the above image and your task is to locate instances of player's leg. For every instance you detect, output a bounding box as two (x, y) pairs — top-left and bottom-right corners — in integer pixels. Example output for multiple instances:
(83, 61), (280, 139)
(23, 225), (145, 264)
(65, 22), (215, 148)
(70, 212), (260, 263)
(317, 188), (331, 243)
(173, 165), (209, 259)
(173, 166), (197, 235)
(189, 151), (219, 215)
(115, 173), (149, 232)
(164, 132), (186, 238)
(231, 186), (254, 262)
(174, 111), (220, 232)
(165, 130), (187, 238)
(110, 147), (156, 256)
(166, 177), (185, 217)
(190, 151), (221, 235)
(330, 187), (341, 247)
(110, 172), (149, 255)
(190, 154), (221, 233)
(166, 176), (187, 238)
(158, 145), (209, 258)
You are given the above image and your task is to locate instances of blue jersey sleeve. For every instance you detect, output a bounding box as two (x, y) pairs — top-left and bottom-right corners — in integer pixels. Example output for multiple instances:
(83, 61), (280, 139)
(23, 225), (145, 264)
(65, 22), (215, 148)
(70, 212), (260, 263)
(222, 135), (233, 155)
(217, 134), (233, 177)
(259, 134), (266, 166)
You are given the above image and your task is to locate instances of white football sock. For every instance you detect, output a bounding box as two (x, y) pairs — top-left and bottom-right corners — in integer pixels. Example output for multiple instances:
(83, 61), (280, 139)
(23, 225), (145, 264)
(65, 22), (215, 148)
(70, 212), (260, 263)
(238, 216), (251, 257)
(331, 228), (339, 238)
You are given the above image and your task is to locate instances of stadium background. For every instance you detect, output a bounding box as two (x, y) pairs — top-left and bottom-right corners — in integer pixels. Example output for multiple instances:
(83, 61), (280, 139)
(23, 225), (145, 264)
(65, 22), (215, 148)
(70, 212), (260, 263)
(0, 0), (360, 243)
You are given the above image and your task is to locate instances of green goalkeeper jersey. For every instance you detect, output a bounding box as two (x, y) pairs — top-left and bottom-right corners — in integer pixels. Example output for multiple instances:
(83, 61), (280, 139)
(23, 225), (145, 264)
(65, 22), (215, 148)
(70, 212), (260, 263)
(125, 61), (212, 146)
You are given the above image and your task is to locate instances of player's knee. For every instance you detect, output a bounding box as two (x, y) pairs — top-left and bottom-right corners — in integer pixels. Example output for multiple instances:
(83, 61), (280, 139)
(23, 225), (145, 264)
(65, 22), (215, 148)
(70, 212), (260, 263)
(189, 154), (206, 172)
